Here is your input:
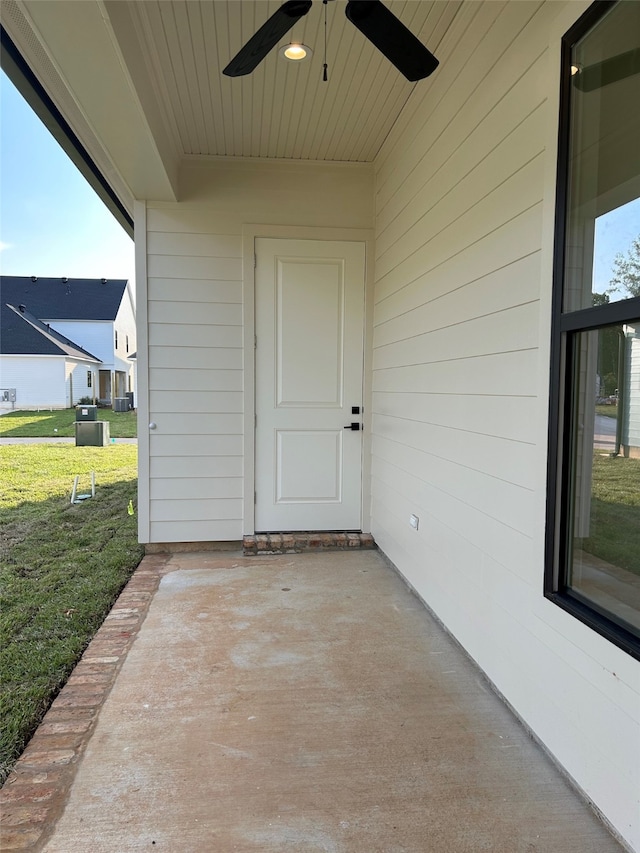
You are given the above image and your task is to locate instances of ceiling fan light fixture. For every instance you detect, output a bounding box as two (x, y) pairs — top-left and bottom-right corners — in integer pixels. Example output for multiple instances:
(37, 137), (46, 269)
(223, 0), (439, 81)
(280, 43), (312, 62)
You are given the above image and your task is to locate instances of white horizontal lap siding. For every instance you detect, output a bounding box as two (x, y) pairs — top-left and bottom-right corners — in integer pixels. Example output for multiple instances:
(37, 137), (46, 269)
(48, 321), (113, 365)
(68, 360), (95, 404)
(114, 291), (136, 375)
(372, 2), (640, 847)
(146, 230), (243, 541)
(144, 161), (373, 544)
(0, 356), (66, 409)
(623, 330), (640, 449)
(372, 0), (551, 611)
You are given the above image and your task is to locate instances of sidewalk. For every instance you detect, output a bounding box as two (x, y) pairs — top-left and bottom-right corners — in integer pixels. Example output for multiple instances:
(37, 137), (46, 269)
(0, 437), (137, 444)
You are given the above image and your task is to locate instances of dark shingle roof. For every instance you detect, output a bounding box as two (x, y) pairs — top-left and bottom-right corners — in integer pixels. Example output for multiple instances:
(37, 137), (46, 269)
(1, 302), (101, 360)
(0, 276), (128, 321)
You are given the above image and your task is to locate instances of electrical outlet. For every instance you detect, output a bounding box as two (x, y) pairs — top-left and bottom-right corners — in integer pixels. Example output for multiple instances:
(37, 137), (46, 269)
(409, 514), (419, 530)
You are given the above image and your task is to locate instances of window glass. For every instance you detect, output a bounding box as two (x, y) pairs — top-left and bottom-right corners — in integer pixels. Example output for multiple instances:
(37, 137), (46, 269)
(548, 0), (640, 654)
(566, 323), (640, 632)
(562, 2), (640, 313)
(592, 200), (640, 302)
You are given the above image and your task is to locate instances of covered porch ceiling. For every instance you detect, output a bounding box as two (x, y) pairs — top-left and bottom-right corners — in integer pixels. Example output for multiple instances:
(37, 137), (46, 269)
(1, 0), (462, 214)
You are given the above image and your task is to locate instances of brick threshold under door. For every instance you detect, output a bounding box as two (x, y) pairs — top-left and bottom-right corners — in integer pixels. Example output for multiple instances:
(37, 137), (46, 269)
(243, 532), (376, 556)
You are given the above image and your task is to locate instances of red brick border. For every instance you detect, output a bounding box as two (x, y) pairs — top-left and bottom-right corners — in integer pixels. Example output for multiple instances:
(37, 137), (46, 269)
(0, 554), (172, 852)
(243, 531), (375, 555)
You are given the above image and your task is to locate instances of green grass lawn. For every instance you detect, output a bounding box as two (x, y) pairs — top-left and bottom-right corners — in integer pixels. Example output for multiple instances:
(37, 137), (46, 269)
(595, 404), (618, 419)
(581, 452), (640, 575)
(0, 444), (144, 783)
(0, 408), (137, 438)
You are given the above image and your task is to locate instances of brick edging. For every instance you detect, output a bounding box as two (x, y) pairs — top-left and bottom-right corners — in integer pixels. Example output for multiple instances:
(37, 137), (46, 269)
(243, 532), (376, 555)
(0, 554), (173, 852)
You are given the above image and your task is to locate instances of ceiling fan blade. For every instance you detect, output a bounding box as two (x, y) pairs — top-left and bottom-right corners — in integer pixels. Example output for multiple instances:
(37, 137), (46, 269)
(223, 0), (313, 77)
(573, 48), (640, 92)
(345, 0), (438, 82)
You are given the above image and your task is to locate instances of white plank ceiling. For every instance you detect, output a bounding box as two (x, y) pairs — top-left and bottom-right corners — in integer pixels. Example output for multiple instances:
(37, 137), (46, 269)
(127, 0), (461, 162)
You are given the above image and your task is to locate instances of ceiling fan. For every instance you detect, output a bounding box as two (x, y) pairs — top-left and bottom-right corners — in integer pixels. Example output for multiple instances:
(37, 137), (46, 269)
(222, 0), (439, 82)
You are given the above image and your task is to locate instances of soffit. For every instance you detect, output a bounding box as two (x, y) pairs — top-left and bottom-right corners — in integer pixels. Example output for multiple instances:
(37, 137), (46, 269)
(2, 0), (180, 208)
(2, 0), (461, 208)
(124, 0), (461, 162)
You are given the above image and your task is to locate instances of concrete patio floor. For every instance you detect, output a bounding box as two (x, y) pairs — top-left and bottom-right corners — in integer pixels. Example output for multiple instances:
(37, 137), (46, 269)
(6, 549), (624, 852)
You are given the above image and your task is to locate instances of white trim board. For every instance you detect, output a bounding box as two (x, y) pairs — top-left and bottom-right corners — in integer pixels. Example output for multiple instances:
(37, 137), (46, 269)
(242, 223), (375, 535)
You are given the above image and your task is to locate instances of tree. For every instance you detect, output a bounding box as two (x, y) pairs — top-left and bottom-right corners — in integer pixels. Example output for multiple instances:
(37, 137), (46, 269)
(608, 235), (640, 298)
(592, 293), (619, 395)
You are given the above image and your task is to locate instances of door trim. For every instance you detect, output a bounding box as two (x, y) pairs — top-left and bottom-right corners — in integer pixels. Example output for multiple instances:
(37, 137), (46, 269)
(242, 224), (374, 535)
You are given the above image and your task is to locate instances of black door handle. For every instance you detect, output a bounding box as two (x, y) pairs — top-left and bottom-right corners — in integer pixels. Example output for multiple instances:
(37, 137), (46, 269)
(344, 422), (361, 431)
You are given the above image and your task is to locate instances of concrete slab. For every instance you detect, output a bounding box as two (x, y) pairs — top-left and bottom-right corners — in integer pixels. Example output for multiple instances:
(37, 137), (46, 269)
(40, 551), (621, 852)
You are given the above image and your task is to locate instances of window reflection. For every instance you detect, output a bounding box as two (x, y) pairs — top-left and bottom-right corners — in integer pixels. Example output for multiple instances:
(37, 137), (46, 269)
(593, 200), (640, 304)
(568, 324), (640, 630)
(562, 1), (640, 314)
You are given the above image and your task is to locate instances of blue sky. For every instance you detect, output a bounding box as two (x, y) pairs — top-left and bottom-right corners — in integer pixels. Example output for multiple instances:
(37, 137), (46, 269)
(593, 198), (640, 296)
(0, 71), (134, 283)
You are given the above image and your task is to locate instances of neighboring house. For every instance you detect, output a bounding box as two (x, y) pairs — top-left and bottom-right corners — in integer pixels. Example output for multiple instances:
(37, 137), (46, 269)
(622, 324), (640, 458)
(0, 300), (101, 410)
(1, 2), (639, 849)
(0, 276), (136, 409)
(128, 351), (137, 411)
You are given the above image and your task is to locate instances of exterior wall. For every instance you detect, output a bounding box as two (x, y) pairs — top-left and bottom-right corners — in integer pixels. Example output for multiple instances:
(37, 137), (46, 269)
(47, 320), (113, 366)
(114, 282), (137, 377)
(67, 360), (97, 405)
(0, 355), (67, 409)
(49, 318), (134, 401)
(622, 325), (640, 457)
(369, 2), (639, 849)
(130, 357), (138, 409)
(139, 159), (373, 544)
(49, 293), (136, 388)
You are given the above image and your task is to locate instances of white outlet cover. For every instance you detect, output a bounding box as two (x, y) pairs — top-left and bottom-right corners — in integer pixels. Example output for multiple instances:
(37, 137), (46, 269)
(410, 514), (419, 529)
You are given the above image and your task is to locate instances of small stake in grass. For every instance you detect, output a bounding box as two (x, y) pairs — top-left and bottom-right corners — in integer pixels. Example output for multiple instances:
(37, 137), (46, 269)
(71, 471), (96, 504)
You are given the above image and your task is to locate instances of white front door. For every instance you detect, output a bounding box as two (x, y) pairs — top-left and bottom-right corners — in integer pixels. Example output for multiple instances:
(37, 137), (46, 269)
(255, 238), (365, 531)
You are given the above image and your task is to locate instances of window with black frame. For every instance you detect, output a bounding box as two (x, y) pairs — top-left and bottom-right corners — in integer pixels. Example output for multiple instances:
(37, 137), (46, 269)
(546, 0), (640, 657)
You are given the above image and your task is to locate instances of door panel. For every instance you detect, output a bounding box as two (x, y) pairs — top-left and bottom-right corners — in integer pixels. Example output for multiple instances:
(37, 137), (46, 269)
(255, 238), (365, 531)
(277, 259), (343, 407)
(276, 430), (342, 502)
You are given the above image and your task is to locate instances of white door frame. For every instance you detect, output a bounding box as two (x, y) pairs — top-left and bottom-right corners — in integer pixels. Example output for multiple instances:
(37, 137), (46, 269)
(242, 224), (374, 535)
